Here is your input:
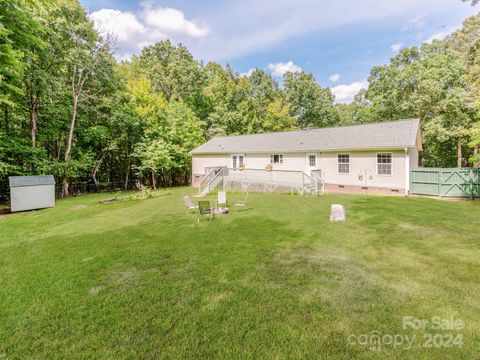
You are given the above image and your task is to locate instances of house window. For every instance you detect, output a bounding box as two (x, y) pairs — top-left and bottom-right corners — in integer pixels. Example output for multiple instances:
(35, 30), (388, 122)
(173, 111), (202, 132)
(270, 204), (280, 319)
(270, 154), (283, 164)
(308, 155), (316, 167)
(232, 154), (244, 168)
(338, 154), (350, 173)
(377, 153), (392, 175)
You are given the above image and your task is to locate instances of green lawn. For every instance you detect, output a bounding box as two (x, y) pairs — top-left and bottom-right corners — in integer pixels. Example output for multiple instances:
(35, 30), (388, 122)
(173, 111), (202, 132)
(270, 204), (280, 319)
(1, 188), (479, 359)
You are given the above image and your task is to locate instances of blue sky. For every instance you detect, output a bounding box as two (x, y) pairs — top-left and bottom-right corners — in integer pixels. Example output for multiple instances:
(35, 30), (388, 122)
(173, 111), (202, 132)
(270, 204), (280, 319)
(81, 0), (478, 103)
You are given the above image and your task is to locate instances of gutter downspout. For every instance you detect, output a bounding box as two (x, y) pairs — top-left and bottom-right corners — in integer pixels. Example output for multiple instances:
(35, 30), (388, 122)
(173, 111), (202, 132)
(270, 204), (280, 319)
(404, 147), (410, 196)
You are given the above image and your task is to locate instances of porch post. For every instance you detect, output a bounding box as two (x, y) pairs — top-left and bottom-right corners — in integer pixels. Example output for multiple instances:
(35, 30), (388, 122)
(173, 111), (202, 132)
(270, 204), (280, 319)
(404, 147), (410, 196)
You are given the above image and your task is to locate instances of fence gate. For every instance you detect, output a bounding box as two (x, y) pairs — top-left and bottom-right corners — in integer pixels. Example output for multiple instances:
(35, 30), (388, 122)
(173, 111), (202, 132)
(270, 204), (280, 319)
(410, 168), (480, 199)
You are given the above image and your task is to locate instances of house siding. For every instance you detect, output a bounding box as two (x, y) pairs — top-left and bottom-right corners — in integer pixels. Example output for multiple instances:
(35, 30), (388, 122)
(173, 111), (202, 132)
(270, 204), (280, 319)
(192, 149), (415, 191)
(243, 152), (306, 171)
(191, 154), (229, 185)
(318, 150), (406, 190)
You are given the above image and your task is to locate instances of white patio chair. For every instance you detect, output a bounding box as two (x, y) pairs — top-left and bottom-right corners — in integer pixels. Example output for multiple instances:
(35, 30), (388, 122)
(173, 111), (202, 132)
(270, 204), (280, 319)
(235, 192), (249, 207)
(217, 191), (227, 208)
(184, 195), (198, 214)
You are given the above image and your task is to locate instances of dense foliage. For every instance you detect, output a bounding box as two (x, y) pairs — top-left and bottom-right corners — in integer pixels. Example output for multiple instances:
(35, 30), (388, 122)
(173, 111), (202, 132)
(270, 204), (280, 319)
(0, 1), (479, 199)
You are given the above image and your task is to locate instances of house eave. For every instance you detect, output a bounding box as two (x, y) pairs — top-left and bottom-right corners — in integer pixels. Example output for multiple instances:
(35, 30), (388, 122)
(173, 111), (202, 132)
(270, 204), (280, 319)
(191, 145), (417, 156)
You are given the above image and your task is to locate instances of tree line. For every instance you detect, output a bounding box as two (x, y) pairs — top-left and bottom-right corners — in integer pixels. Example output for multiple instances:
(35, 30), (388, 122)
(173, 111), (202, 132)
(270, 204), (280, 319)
(1, 0), (479, 199)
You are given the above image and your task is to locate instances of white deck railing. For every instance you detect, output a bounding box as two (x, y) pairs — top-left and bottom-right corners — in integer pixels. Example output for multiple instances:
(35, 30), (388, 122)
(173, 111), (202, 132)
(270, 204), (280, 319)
(198, 167), (223, 194)
(199, 167), (323, 195)
(226, 168), (304, 186)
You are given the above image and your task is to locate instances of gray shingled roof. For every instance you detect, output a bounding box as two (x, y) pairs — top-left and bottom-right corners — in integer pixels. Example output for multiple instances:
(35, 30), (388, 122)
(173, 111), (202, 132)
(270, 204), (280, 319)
(9, 175), (55, 188)
(192, 119), (421, 154)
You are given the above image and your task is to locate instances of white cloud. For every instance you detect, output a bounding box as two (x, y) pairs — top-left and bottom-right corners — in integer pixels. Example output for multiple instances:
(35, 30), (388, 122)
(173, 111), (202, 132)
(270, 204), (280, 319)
(331, 80), (368, 104)
(143, 6), (209, 38)
(90, 9), (145, 41)
(390, 42), (404, 52)
(329, 73), (341, 83)
(424, 25), (461, 43)
(267, 61), (302, 77)
(240, 68), (256, 77)
(90, 9), (154, 59)
(89, 4), (209, 60)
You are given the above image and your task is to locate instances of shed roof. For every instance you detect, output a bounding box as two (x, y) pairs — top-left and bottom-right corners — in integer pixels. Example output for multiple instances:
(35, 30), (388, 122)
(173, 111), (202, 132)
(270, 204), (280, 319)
(9, 175), (55, 188)
(191, 119), (421, 154)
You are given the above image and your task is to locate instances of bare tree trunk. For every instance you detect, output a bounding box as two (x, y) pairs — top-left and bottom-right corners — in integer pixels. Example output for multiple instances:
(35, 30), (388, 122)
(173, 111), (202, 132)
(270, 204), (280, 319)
(30, 95), (38, 147)
(30, 101), (38, 147)
(185, 166), (190, 185)
(474, 145), (479, 167)
(124, 156), (131, 190)
(61, 39), (109, 197)
(457, 137), (463, 168)
(62, 94), (79, 197)
(62, 178), (69, 198)
(151, 171), (156, 190)
(56, 135), (62, 160)
(92, 153), (105, 187)
(65, 94), (79, 162)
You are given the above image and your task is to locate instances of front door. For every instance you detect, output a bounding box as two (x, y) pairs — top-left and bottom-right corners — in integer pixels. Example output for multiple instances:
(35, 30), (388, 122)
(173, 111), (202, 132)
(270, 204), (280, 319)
(306, 153), (317, 175)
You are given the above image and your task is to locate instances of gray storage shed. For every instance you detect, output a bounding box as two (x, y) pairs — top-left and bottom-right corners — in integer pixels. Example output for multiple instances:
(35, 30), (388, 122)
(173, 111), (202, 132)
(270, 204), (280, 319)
(9, 175), (56, 212)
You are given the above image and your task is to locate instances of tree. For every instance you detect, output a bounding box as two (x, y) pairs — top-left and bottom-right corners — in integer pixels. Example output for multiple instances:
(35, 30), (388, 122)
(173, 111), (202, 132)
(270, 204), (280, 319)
(364, 31), (479, 167)
(137, 40), (203, 103)
(133, 139), (172, 189)
(283, 72), (339, 128)
(469, 123), (480, 166)
(0, 0), (45, 136)
(335, 90), (380, 125)
(247, 69), (280, 133)
(163, 101), (204, 184)
(119, 72), (166, 188)
(263, 98), (297, 132)
(23, 1), (77, 148)
(61, 3), (114, 196)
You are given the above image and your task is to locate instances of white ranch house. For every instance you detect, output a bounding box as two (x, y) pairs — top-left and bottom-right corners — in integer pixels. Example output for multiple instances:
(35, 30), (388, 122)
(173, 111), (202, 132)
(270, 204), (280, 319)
(191, 119), (422, 196)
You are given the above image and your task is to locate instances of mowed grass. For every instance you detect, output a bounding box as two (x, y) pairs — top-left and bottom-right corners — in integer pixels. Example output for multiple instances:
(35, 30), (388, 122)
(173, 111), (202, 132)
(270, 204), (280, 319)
(0, 188), (479, 359)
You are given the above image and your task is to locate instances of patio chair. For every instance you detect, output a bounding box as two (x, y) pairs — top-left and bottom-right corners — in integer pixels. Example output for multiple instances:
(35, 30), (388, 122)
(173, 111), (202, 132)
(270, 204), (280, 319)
(198, 201), (214, 222)
(184, 195), (198, 214)
(235, 192), (249, 207)
(217, 191), (227, 208)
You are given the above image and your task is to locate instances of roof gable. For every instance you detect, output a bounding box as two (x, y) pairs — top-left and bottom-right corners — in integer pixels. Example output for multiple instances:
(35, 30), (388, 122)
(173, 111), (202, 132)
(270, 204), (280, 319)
(192, 119), (421, 154)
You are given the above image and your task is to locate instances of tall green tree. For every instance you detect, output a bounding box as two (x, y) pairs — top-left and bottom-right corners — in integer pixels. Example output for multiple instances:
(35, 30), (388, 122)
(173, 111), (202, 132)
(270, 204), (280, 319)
(59, 2), (115, 196)
(136, 40), (203, 103)
(0, 0), (45, 124)
(284, 71), (339, 128)
(335, 90), (380, 125)
(365, 25), (479, 167)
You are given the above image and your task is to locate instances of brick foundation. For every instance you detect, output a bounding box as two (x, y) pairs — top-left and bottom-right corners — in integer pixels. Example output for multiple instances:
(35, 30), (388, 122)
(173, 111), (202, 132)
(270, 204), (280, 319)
(324, 183), (405, 196)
